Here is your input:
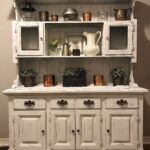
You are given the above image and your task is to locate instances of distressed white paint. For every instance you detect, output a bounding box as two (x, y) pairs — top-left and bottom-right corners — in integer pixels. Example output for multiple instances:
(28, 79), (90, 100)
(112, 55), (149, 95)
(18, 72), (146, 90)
(4, 93), (147, 150)
(5, 1), (148, 150)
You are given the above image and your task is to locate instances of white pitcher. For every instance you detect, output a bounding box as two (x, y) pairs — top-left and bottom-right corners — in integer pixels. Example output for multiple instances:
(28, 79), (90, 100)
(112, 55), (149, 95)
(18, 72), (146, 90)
(83, 31), (101, 56)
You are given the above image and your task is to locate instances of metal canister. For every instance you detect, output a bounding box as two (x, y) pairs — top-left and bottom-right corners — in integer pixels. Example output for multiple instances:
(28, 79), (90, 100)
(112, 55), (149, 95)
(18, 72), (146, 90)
(39, 11), (49, 21)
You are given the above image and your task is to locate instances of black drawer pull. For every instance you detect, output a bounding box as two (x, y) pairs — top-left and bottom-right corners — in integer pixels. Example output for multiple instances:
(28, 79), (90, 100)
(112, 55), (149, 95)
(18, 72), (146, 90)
(24, 100), (35, 107)
(116, 99), (128, 106)
(57, 99), (68, 107)
(83, 99), (94, 106)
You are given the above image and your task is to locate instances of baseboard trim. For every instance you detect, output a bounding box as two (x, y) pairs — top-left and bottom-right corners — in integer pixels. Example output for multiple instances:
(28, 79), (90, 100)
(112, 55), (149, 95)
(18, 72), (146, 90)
(0, 136), (150, 147)
(0, 138), (9, 147)
(144, 136), (150, 144)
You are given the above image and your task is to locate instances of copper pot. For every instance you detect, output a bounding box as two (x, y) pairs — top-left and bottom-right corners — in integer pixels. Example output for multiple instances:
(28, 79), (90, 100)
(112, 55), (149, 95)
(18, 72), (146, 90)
(83, 12), (92, 21)
(94, 75), (104, 86)
(114, 8), (132, 20)
(43, 75), (55, 86)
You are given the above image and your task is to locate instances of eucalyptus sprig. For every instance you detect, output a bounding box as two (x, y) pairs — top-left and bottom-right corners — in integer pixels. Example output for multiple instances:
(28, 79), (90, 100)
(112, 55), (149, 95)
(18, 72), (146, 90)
(48, 39), (60, 51)
(63, 67), (87, 77)
(19, 69), (38, 77)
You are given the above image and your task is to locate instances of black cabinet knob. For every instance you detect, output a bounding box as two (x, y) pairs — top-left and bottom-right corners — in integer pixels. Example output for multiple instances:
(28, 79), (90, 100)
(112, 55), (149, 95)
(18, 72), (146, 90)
(72, 130), (75, 133)
(77, 129), (80, 133)
(107, 129), (110, 133)
(41, 130), (45, 134)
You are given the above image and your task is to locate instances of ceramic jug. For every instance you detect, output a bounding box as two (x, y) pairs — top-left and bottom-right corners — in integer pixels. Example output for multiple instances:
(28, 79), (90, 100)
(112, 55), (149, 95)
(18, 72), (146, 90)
(83, 31), (101, 56)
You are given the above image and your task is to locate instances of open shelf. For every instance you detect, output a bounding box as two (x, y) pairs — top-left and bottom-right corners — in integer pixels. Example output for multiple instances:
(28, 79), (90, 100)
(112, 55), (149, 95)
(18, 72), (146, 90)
(16, 0), (133, 5)
(16, 55), (132, 58)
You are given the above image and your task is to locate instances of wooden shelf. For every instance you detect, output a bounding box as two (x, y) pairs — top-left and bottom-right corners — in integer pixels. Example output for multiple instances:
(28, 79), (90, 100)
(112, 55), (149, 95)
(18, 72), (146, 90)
(16, 55), (132, 59)
(17, 0), (133, 5)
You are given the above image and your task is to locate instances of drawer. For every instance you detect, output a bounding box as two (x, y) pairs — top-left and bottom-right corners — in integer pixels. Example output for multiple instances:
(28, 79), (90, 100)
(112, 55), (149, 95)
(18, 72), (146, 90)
(76, 98), (101, 109)
(50, 98), (74, 109)
(106, 97), (138, 109)
(13, 98), (46, 109)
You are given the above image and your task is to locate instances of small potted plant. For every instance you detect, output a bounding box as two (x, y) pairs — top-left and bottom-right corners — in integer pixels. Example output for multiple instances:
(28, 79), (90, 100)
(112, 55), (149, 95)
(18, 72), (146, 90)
(19, 69), (38, 87)
(63, 67), (87, 87)
(48, 39), (61, 56)
(111, 67), (126, 86)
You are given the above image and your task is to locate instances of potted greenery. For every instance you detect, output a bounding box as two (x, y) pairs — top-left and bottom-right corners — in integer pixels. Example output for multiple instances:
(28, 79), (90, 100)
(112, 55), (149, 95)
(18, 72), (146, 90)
(48, 39), (61, 56)
(63, 67), (87, 87)
(111, 67), (126, 86)
(19, 69), (38, 87)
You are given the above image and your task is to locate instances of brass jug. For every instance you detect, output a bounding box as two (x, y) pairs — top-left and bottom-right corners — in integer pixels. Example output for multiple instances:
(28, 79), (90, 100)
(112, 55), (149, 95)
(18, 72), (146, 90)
(62, 41), (70, 56)
(114, 8), (132, 20)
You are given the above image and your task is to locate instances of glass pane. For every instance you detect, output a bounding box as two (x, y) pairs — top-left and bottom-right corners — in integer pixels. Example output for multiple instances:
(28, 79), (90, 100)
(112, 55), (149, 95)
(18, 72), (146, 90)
(109, 26), (128, 50)
(21, 27), (39, 51)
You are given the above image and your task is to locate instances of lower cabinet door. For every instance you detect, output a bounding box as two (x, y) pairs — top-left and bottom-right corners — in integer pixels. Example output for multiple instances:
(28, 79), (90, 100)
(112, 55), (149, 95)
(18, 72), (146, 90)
(105, 109), (138, 149)
(51, 110), (75, 149)
(76, 110), (101, 149)
(14, 111), (45, 150)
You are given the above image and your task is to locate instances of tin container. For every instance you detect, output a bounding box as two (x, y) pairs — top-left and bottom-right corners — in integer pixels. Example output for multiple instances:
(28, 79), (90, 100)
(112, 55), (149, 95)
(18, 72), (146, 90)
(94, 75), (104, 86)
(43, 75), (55, 86)
(39, 11), (49, 21)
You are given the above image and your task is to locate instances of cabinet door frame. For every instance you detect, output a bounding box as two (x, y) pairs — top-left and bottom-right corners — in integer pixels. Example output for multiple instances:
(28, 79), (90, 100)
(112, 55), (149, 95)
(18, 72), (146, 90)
(105, 109), (138, 149)
(16, 22), (44, 55)
(14, 111), (46, 150)
(76, 110), (101, 149)
(104, 20), (134, 55)
(51, 110), (75, 149)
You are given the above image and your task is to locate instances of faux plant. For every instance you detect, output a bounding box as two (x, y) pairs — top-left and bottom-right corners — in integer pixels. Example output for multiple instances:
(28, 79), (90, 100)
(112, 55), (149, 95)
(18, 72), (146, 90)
(19, 69), (38, 87)
(111, 67), (127, 86)
(19, 69), (38, 77)
(63, 67), (87, 77)
(48, 39), (60, 51)
(111, 67), (126, 79)
(63, 67), (87, 87)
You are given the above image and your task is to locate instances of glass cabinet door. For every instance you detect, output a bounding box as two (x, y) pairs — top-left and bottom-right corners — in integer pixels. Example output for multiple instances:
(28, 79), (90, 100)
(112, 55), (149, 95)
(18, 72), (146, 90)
(16, 22), (44, 55)
(105, 21), (135, 55)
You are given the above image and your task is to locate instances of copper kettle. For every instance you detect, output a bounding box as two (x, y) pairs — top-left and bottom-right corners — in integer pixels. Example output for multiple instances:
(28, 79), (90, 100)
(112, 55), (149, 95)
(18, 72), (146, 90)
(114, 8), (132, 20)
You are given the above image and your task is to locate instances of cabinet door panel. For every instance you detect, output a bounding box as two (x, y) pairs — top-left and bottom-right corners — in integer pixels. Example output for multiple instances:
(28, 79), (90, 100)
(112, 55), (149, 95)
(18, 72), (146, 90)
(76, 110), (101, 149)
(14, 111), (45, 150)
(105, 110), (138, 149)
(16, 22), (44, 56)
(105, 21), (134, 55)
(51, 110), (75, 149)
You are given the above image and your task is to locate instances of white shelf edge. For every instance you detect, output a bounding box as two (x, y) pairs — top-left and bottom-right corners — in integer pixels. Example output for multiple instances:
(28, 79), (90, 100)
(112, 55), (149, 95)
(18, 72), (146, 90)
(16, 55), (132, 58)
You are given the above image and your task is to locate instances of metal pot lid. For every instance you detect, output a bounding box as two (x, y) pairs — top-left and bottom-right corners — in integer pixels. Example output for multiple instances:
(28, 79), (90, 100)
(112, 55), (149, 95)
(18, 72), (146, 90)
(22, 2), (36, 12)
(63, 8), (78, 16)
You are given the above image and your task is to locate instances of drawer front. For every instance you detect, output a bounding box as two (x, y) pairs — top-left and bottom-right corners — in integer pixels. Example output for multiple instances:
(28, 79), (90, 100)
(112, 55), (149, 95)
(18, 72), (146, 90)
(76, 98), (101, 109)
(106, 97), (138, 109)
(13, 98), (46, 109)
(50, 98), (74, 109)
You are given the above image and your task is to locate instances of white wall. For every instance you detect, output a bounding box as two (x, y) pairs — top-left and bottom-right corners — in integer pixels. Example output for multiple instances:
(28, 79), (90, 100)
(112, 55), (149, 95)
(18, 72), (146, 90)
(0, 0), (150, 138)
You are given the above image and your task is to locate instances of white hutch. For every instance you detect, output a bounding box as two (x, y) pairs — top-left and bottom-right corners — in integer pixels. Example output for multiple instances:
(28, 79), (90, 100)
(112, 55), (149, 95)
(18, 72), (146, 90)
(3, 0), (148, 150)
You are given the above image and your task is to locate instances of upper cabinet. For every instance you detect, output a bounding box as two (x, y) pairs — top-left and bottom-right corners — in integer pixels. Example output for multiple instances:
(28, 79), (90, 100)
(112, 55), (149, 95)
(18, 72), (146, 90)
(16, 22), (44, 55)
(104, 20), (136, 56)
(12, 0), (137, 63)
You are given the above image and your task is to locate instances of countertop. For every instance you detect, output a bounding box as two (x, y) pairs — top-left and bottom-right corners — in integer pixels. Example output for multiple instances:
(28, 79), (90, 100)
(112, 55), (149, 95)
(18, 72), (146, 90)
(3, 84), (149, 96)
